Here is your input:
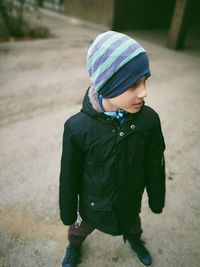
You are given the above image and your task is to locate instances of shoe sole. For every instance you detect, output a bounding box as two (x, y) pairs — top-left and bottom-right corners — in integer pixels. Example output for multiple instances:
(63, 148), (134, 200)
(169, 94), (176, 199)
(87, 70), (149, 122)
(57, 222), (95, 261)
(61, 253), (82, 266)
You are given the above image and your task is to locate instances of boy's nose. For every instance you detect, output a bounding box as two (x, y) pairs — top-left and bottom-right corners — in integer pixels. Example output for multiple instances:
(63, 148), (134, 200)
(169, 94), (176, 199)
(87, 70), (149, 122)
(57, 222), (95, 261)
(138, 84), (147, 99)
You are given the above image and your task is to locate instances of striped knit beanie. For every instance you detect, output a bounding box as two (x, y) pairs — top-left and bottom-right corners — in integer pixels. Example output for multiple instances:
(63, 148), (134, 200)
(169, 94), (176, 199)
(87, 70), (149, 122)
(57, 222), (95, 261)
(87, 31), (150, 98)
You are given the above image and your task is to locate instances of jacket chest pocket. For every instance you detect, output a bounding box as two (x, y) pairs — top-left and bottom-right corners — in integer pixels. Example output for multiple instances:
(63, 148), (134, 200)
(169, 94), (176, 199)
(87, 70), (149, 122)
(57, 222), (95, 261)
(129, 140), (144, 155)
(119, 136), (145, 166)
(120, 134), (145, 158)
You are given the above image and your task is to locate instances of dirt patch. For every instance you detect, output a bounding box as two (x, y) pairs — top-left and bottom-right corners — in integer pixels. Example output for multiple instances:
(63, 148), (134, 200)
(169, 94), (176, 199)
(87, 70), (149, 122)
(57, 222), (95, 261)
(0, 205), (67, 244)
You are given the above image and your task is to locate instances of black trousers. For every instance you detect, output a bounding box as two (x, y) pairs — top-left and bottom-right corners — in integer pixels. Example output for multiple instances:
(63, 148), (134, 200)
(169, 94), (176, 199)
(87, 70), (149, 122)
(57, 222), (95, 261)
(68, 215), (142, 247)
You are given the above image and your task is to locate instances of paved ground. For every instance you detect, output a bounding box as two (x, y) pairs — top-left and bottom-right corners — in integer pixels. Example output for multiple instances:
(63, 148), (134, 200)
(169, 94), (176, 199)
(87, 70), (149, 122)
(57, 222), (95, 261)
(0, 9), (200, 267)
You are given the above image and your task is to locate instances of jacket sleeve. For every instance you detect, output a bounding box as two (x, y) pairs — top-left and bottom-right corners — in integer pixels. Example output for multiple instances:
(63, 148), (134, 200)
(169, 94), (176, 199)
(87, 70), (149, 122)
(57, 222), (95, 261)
(59, 120), (84, 225)
(145, 115), (166, 214)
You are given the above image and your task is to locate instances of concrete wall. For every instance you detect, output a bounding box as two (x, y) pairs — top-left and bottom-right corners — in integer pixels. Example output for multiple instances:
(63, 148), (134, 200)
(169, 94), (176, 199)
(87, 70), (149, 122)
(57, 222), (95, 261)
(63, 0), (199, 31)
(64, 0), (114, 27)
(63, 0), (176, 30)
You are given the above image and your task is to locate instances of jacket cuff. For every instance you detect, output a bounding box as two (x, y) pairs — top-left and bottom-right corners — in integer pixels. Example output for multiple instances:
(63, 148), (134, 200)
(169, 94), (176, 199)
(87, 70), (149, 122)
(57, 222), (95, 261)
(60, 213), (77, 226)
(149, 200), (164, 214)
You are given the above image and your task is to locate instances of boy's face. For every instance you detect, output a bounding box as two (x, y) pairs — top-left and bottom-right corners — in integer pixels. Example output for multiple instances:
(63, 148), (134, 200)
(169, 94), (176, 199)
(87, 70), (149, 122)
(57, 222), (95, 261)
(103, 76), (147, 113)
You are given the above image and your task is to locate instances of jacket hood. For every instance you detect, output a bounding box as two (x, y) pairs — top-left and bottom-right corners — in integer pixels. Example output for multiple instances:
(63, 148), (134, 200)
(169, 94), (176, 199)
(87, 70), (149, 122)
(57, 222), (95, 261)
(81, 86), (104, 118)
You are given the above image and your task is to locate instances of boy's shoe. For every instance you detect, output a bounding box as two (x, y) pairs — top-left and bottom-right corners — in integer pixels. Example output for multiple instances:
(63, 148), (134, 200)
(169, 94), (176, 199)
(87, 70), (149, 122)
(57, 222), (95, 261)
(61, 244), (81, 267)
(124, 233), (152, 267)
(128, 237), (152, 266)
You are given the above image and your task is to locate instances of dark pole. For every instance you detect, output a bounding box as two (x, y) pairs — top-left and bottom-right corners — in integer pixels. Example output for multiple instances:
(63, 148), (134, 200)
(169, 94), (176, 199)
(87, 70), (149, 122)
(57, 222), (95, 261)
(167, 0), (191, 50)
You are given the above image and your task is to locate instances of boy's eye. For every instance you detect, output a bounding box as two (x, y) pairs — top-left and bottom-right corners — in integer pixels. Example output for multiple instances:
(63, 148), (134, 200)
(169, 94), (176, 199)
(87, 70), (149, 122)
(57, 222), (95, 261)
(130, 78), (146, 88)
(131, 82), (139, 87)
(131, 81), (140, 88)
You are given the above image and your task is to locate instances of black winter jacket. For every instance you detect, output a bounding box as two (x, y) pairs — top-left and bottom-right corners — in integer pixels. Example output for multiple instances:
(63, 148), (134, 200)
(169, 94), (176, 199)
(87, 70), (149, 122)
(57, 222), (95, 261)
(59, 87), (166, 235)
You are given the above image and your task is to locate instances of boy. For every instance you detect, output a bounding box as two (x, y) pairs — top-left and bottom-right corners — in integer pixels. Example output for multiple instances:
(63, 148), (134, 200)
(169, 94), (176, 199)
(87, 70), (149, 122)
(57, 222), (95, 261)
(59, 31), (166, 267)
